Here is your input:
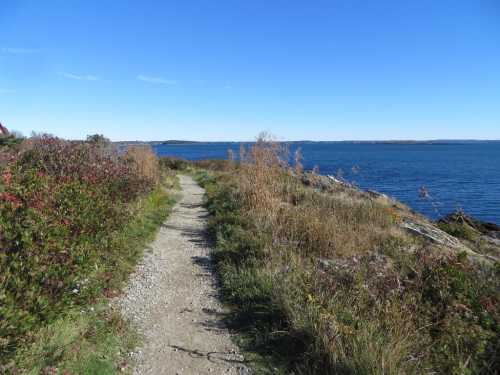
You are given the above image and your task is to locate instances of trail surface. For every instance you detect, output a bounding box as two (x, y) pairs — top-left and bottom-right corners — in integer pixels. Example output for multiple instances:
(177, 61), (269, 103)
(120, 175), (248, 375)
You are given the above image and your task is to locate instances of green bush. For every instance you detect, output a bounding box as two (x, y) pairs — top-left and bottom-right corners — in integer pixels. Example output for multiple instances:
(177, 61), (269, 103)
(0, 135), (164, 364)
(438, 222), (479, 241)
(159, 156), (191, 171)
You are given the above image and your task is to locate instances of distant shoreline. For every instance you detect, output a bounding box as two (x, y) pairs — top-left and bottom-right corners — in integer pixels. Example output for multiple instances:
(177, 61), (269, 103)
(115, 139), (500, 146)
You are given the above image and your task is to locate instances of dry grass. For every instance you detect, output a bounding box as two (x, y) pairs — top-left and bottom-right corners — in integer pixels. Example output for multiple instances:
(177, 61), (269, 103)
(199, 137), (499, 375)
(125, 145), (160, 183)
(236, 134), (397, 259)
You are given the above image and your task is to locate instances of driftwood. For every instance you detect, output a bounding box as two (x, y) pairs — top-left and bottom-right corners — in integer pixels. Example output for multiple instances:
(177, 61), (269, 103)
(326, 175), (352, 188)
(401, 218), (497, 263)
(402, 219), (463, 248)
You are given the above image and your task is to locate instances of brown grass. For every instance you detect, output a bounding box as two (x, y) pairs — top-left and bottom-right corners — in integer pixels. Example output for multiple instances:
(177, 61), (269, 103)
(201, 136), (499, 374)
(125, 145), (160, 183)
(236, 134), (397, 259)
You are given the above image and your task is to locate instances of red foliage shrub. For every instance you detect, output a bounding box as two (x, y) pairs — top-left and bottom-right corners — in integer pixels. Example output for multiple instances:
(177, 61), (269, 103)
(0, 135), (159, 361)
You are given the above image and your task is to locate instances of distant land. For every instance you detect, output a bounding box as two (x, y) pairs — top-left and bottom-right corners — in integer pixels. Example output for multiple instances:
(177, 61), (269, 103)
(114, 140), (202, 146)
(114, 139), (500, 146)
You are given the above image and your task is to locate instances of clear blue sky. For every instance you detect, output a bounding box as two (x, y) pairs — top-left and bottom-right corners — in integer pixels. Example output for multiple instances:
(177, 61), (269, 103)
(1, 0), (499, 141)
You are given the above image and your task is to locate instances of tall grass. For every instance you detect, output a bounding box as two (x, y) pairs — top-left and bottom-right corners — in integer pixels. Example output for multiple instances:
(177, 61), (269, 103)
(198, 137), (500, 374)
(235, 134), (398, 259)
(125, 145), (160, 184)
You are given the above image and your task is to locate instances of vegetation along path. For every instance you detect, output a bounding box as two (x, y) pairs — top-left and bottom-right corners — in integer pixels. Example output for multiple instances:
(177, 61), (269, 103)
(119, 175), (249, 375)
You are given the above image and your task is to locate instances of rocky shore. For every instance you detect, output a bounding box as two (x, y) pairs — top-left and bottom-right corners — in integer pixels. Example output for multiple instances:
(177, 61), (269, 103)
(302, 171), (500, 263)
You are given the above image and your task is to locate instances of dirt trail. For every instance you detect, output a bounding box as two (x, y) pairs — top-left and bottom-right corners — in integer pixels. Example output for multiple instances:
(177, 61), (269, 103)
(119, 175), (249, 375)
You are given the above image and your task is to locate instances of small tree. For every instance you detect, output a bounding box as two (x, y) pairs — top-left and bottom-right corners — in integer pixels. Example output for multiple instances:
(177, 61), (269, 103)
(86, 134), (110, 147)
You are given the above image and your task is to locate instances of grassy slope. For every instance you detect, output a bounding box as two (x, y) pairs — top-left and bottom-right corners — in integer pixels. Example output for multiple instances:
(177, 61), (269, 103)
(11, 179), (178, 374)
(195, 170), (302, 374)
(194, 165), (499, 375)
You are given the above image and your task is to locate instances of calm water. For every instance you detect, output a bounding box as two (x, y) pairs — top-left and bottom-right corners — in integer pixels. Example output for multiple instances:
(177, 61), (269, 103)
(153, 142), (500, 224)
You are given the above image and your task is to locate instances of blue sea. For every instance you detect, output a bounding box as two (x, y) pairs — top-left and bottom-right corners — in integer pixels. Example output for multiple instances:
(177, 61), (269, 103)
(153, 142), (500, 224)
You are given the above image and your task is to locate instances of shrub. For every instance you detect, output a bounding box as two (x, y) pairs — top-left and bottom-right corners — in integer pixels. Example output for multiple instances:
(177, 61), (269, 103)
(159, 156), (190, 171)
(193, 158), (233, 171)
(0, 135), (162, 364)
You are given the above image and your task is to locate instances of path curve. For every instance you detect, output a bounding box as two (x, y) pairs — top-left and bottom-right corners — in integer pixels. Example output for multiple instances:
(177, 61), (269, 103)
(119, 175), (248, 375)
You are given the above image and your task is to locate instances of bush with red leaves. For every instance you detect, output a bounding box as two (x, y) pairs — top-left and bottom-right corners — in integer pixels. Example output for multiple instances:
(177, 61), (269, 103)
(0, 135), (159, 362)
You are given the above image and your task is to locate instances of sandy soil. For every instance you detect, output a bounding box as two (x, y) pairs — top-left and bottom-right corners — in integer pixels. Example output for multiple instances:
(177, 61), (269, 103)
(119, 175), (249, 375)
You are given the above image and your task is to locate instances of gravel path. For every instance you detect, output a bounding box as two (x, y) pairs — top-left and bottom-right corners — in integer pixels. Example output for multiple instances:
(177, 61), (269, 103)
(119, 175), (249, 375)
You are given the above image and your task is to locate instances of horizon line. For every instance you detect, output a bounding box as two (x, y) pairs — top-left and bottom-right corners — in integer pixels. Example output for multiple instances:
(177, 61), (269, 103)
(111, 138), (500, 143)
